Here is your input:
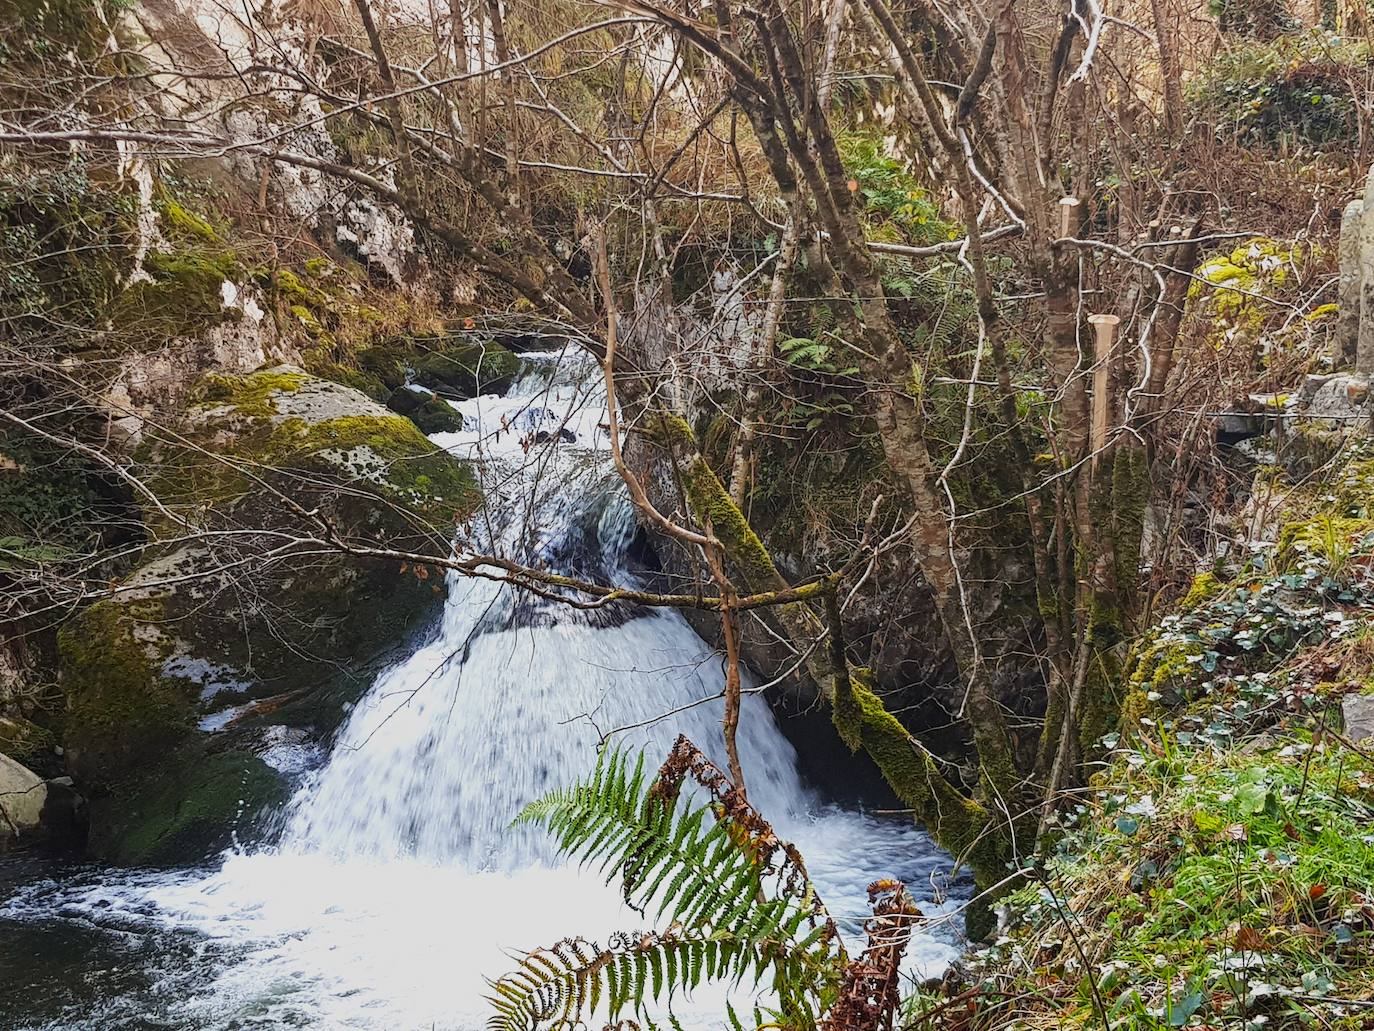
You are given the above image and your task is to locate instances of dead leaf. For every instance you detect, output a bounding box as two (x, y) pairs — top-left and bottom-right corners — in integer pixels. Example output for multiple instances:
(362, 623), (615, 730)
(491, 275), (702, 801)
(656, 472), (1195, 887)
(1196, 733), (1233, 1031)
(1234, 926), (1265, 951)
(1223, 823), (1248, 841)
(1309, 884), (1328, 901)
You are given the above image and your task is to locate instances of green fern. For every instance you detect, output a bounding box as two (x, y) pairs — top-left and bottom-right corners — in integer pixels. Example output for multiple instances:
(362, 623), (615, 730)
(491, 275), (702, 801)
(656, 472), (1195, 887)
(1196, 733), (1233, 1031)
(487, 745), (846, 1031)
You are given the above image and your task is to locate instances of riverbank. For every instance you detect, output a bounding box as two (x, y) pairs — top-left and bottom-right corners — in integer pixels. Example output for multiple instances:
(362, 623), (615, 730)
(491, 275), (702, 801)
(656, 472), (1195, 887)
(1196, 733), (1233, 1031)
(951, 485), (1374, 1029)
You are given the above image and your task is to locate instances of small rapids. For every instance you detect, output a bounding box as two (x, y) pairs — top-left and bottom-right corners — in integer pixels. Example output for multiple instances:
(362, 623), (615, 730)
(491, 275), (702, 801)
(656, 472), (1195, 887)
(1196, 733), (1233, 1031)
(0, 348), (967, 1030)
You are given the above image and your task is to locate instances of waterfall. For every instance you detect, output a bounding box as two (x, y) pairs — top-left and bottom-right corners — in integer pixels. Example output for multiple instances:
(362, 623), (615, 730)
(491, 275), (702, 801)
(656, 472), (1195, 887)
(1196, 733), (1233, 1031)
(284, 349), (811, 867)
(0, 348), (964, 1031)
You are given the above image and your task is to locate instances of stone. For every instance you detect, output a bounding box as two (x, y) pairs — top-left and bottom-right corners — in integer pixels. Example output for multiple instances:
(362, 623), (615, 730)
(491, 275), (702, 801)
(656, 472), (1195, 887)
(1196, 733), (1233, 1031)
(1343, 693), (1374, 744)
(57, 367), (482, 857)
(88, 749), (286, 865)
(386, 384), (464, 434)
(0, 752), (48, 849)
(1298, 373), (1370, 426)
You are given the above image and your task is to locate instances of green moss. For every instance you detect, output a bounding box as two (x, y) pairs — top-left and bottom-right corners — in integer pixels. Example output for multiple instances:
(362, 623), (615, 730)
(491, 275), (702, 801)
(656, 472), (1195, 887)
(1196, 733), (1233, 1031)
(1189, 238), (1306, 352)
(654, 414), (786, 590)
(387, 386), (464, 433)
(311, 359), (388, 401)
(1179, 571), (1223, 610)
(156, 370), (479, 536)
(356, 346), (409, 393)
(113, 248), (241, 336)
(1111, 444), (1149, 596)
(1121, 634), (1205, 725)
(1276, 514), (1374, 570)
(58, 600), (195, 789)
(0, 715), (56, 767)
(411, 339), (521, 398)
(196, 369), (306, 417)
(157, 200), (220, 243)
(832, 667), (1008, 887)
(281, 413), (478, 525)
(1076, 649), (1124, 763)
(290, 303), (326, 337)
(91, 749), (287, 865)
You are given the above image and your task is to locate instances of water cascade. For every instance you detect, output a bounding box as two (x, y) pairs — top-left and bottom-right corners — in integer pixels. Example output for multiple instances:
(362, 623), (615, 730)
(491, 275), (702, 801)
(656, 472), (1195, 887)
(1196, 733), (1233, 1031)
(0, 349), (963, 1030)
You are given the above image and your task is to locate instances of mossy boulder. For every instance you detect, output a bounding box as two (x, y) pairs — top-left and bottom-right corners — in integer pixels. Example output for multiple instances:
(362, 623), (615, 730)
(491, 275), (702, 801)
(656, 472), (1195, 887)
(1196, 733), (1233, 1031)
(357, 344), (411, 394)
(56, 367), (480, 858)
(386, 384), (464, 434)
(88, 748), (288, 865)
(111, 247), (242, 345)
(59, 600), (196, 787)
(411, 338), (522, 398)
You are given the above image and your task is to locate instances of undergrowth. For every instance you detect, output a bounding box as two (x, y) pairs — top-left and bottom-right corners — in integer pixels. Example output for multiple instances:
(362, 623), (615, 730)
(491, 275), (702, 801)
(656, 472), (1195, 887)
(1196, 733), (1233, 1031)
(962, 488), (1374, 1031)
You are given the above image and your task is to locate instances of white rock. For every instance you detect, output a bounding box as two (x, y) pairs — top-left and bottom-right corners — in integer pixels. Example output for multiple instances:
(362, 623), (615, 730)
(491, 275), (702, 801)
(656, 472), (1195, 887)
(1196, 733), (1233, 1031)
(1344, 694), (1374, 744)
(0, 752), (48, 848)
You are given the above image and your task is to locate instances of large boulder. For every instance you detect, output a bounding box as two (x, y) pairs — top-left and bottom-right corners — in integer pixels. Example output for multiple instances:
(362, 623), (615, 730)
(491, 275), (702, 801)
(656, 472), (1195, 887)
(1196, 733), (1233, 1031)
(386, 383), (465, 433)
(57, 366), (480, 861)
(411, 338), (522, 398)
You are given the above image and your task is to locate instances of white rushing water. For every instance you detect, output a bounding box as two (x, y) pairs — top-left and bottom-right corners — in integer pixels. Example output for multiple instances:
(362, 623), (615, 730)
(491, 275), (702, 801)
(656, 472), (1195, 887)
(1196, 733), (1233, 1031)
(1, 347), (964, 1030)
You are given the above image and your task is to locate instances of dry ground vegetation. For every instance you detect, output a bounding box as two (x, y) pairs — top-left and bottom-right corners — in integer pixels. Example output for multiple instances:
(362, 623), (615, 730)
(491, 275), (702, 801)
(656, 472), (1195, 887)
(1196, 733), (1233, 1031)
(3, 0), (1374, 1024)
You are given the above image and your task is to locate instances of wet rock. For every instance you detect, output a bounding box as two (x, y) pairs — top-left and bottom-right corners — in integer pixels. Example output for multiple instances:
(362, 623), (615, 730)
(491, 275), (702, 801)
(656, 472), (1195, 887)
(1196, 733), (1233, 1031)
(88, 748), (288, 865)
(534, 428), (577, 445)
(411, 339), (522, 398)
(57, 367), (480, 860)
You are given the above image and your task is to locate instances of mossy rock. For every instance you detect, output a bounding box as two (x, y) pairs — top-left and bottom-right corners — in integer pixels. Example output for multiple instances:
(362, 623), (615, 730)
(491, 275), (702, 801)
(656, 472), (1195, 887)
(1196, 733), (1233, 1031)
(147, 366), (479, 540)
(157, 200), (221, 244)
(411, 339), (522, 398)
(310, 358), (389, 402)
(71, 367), (478, 752)
(58, 600), (197, 787)
(111, 247), (241, 342)
(386, 385), (464, 434)
(89, 748), (288, 865)
(357, 345), (411, 393)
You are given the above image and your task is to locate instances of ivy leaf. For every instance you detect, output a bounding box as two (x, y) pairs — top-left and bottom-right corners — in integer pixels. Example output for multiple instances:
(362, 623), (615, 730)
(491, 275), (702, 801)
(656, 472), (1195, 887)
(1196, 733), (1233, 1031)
(1165, 986), (1204, 1026)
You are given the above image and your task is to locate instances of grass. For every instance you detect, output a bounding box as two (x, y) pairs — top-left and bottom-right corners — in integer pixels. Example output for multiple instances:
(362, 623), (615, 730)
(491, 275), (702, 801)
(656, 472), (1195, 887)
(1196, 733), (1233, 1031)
(965, 720), (1374, 1031)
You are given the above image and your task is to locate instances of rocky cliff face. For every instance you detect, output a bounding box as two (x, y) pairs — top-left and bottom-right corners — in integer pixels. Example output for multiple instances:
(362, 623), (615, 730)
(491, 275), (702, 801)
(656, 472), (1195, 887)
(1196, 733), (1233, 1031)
(0, 0), (509, 860)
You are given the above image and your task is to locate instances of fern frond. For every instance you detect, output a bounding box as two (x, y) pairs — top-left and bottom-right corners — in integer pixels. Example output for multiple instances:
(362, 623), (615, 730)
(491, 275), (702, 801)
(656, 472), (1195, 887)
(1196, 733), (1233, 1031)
(495, 741), (848, 1031)
(486, 928), (837, 1031)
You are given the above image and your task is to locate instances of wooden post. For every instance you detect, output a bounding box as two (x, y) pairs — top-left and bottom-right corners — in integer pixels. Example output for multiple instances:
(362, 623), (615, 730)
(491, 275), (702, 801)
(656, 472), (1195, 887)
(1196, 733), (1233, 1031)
(1358, 166), (1374, 375)
(1058, 196), (1082, 238)
(1338, 197), (1362, 370)
(1088, 314), (1120, 469)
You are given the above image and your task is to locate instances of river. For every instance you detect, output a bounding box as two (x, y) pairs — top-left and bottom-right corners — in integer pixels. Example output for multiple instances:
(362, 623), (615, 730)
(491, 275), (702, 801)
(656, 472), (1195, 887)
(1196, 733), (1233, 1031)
(0, 347), (966, 1029)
